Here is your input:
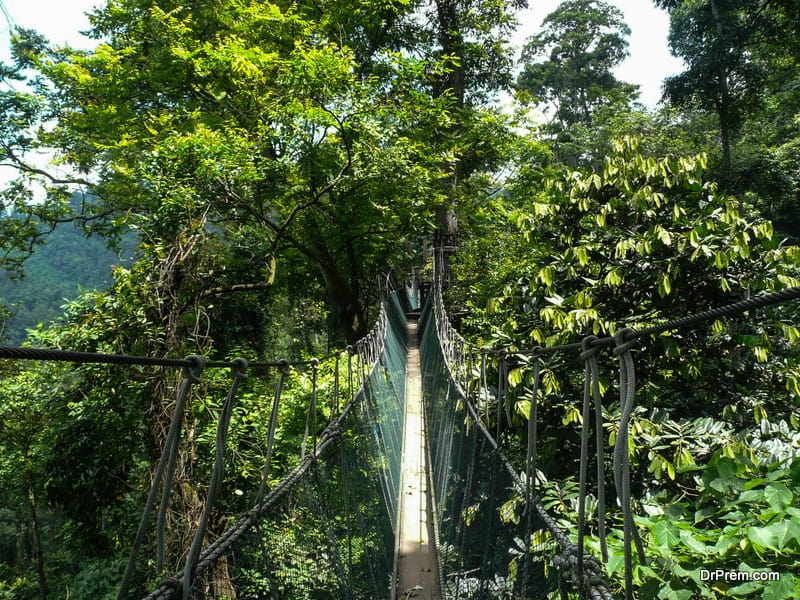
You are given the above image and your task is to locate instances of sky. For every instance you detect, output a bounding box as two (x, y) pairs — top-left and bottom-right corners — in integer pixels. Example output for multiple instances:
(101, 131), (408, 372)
(1, 0), (683, 106)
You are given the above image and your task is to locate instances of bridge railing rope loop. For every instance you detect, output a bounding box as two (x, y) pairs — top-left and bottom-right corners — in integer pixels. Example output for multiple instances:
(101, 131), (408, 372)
(612, 328), (647, 600)
(579, 336), (608, 564)
(117, 355), (205, 600)
(333, 353), (340, 421)
(480, 350), (490, 427)
(256, 359), (290, 506)
(521, 346), (542, 594)
(524, 348), (543, 503)
(182, 357), (248, 599)
(346, 345), (354, 401)
(301, 358), (320, 460)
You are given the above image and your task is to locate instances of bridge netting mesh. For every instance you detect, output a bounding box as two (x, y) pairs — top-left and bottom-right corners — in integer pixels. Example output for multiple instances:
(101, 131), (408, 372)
(419, 257), (614, 600)
(135, 292), (409, 599)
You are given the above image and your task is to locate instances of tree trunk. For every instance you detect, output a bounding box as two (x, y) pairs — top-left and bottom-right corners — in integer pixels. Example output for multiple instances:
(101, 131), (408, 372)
(26, 475), (47, 600)
(146, 226), (237, 597)
(434, 0), (465, 282)
(317, 256), (366, 344)
(436, 0), (466, 111)
(709, 0), (734, 191)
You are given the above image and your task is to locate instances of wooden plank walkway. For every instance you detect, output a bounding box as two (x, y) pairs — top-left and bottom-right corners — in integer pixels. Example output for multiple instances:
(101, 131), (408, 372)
(395, 318), (441, 600)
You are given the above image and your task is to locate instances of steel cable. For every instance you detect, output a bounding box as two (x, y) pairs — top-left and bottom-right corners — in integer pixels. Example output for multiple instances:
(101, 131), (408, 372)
(612, 329), (646, 600)
(256, 360), (290, 506)
(301, 358), (320, 460)
(580, 337), (608, 564)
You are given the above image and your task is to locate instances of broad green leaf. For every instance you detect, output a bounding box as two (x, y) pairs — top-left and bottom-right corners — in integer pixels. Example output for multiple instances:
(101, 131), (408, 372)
(651, 518), (681, 549)
(658, 272), (672, 297)
(748, 520), (800, 552)
(678, 529), (710, 555)
(538, 266), (555, 286)
(762, 574), (796, 600)
(728, 580), (765, 596)
(764, 483), (793, 512)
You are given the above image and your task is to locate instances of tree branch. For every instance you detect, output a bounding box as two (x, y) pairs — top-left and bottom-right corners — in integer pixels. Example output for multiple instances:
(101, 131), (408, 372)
(200, 281), (275, 298)
(266, 100), (354, 257)
(0, 143), (92, 187)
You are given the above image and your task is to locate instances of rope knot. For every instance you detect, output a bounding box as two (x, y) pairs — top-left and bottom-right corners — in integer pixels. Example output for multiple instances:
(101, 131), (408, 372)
(579, 336), (602, 361)
(277, 359), (291, 375)
(162, 576), (181, 591)
(183, 355), (205, 384)
(327, 422), (342, 438)
(527, 345), (545, 358)
(231, 357), (249, 379)
(554, 544), (609, 594)
(612, 328), (637, 355)
(311, 357), (320, 369)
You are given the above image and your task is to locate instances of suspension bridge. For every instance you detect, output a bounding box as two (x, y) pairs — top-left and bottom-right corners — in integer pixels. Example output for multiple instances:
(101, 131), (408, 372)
(2, 248), (800, 600)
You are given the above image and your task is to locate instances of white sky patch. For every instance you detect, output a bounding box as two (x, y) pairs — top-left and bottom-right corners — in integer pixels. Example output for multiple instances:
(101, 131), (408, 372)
(0, 1), (101, 196)
(0, 0), (99, 52)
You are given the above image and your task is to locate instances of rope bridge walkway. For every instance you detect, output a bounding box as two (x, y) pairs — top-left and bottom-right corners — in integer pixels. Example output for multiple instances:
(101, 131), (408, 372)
(2, 260), (800, 599)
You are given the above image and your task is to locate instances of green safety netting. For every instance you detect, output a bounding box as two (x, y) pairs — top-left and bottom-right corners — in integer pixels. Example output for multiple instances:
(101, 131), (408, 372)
(141, 292), (408, 599)
(419, 286), (613, 600)
(419, 298), (558, 599)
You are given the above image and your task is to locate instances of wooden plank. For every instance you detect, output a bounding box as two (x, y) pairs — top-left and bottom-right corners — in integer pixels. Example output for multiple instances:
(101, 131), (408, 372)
(395, 319), (441, 600)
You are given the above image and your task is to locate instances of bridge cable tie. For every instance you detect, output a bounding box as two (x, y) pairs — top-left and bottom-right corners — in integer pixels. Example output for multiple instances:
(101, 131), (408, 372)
(580, 336), (609, 564)
(612, 329), (646, 600)
(521, 348), (542, 593)
(301, 358), (320, 460)
(256, 362), (289, 506)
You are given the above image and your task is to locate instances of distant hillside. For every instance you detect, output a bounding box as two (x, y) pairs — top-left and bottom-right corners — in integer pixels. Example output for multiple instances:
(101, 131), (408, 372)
(0, 195), (135, 345)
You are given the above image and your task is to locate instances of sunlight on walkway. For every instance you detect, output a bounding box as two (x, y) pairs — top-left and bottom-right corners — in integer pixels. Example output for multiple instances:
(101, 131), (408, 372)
(395, 318), (441, 600)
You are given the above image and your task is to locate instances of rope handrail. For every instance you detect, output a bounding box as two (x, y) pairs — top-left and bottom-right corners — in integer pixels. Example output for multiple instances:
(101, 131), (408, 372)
(511, 286), (800, 357)
(438, 286), (800, 359)
(140, 298), (395, 599)
(0, 344), (342, 370)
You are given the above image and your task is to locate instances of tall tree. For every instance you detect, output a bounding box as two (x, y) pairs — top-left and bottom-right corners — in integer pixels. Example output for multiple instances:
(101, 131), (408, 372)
(652, 0), (800, 191)
(1, 0), (457, 345)
(419, 0), (528, 267)
(517, 0), (638, 140)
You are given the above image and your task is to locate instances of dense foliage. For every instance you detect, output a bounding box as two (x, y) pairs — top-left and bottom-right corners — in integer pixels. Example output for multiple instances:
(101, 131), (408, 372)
(1, 0), (799, 598)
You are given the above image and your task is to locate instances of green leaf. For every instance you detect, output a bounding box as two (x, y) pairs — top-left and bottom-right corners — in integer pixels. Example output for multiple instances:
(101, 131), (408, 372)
(658, 272), (672, 297)
(650, 518), (681, 549)
(728, 580), (765, 596)
(538, 266), (555, 287)
(762, 574), (796, 600)
(747, 520), (800, 552)
(764, 483), (793, 512)
(694, 505), (716, 525)
(678, 529), (710, 555)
